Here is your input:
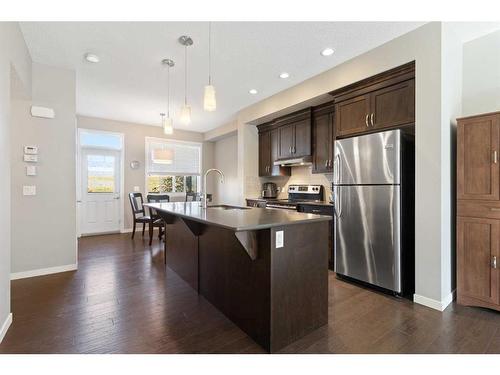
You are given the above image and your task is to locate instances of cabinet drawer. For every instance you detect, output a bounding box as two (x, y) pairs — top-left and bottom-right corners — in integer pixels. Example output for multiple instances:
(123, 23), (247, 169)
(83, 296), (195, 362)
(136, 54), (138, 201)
(458, 200), (500, 219)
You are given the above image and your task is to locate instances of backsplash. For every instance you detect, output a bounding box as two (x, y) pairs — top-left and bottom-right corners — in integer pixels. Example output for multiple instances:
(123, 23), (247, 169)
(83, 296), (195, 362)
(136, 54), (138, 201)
(260, 165), (333, 201)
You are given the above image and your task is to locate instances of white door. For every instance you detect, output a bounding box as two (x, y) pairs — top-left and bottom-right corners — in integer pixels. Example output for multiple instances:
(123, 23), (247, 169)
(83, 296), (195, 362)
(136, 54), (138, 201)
(80, 149), (121, 234)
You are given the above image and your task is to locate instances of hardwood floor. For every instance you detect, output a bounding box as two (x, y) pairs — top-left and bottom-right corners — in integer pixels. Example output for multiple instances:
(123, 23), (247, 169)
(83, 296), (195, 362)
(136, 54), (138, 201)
(1, 233), (499, 354)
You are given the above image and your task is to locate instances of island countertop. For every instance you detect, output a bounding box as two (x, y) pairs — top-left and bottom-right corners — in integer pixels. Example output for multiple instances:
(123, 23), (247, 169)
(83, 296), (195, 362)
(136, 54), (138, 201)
(144, 201), (331, 232)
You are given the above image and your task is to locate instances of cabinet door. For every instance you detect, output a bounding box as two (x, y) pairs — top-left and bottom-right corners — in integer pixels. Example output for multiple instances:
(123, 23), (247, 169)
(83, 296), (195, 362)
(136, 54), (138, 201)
(270, 129), (284, 176)
(313, 112), (332, 173)
(457, 114), (500, 201)
(370, 79), (415, 130)
(335, 94), (371, 137)
(457, 216), (499, 305)
(278, 124), (294, 159)
(293, 118), (312, 157)
(258, 131), (271, 177)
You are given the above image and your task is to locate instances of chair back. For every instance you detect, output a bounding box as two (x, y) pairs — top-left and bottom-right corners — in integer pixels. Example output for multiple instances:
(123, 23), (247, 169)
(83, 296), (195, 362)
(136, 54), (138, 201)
(147, 194), (170, 219)
(129, 192), (144, 217)
(185, 192), (200, 202)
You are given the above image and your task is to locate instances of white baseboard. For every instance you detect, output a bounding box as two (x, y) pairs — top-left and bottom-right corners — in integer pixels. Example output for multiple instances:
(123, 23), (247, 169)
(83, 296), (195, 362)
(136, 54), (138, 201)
(413, 290), (456, 311)
(0, 313), (12, 344)
(10, 263), (78, 280)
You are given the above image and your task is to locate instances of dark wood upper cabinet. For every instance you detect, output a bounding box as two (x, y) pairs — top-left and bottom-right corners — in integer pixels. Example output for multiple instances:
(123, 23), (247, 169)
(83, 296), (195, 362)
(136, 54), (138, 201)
(331, 61), (415, 138)
(457, 113), (500, 201)
(457, 216), (499, 306)
(273, 109), (312, 160)
(335, 95), (370, 137)
(313, 104), (335, 174)
(371, 80), (415, 131)
(278, 124), (295, 159)
(257, 126), (291, 177)
(293, 118), (312, 157)
(258, 131), (272, 177)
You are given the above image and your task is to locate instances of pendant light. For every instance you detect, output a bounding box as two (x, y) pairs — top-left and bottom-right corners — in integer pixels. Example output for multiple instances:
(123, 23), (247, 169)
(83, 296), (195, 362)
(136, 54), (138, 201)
(161, 58), (175, 135)
(179, 35), (193, 125)
(203, 22), (216, 112)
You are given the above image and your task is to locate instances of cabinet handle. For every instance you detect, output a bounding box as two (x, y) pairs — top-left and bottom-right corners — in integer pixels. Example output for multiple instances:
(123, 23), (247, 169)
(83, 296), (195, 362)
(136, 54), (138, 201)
(365, 114), (369, 127)
(289, 146), (292, 154)
(492, 256), (497, 269)
(293, 146), (296, 154)
(370, 113), (375, 126)
(328, 159), (332, 168)
(490, 207), (500, 211)
(324, 160), (328, 168)
(493, 151), (498, 164)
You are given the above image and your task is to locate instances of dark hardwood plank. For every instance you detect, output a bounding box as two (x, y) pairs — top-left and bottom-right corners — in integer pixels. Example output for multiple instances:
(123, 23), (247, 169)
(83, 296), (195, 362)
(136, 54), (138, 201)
(0, 233), (499, 354)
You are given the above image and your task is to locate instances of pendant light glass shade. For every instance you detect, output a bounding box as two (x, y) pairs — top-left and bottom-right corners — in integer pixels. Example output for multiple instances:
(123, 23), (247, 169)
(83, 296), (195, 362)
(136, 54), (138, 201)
(204, 22), (217, 112)
(180, 105), (191, 125)
(204, 85), (216, 112)
(162, 116), (173, 135)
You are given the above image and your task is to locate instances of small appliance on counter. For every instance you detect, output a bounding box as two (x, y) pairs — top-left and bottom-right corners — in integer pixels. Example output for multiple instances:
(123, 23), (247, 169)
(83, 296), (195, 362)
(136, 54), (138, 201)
(261, 182), (278, 199)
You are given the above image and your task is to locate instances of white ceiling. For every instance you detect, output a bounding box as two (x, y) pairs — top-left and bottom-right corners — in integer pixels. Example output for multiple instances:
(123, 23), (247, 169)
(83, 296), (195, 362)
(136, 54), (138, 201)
(20, 22), (425, 133)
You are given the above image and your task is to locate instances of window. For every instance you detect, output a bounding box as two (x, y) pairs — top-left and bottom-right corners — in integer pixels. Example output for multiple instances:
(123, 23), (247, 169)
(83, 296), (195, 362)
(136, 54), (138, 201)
(145, 138), (201, 194)
(87, 154), (116, 193)
(80, 130), (122, 150)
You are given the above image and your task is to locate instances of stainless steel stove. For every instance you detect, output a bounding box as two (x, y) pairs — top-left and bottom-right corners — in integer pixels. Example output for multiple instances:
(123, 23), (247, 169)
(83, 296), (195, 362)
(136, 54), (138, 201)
(265, 184), (324, 210)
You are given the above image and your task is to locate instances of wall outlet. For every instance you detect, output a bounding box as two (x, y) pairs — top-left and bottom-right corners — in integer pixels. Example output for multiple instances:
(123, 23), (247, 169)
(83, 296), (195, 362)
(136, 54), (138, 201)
(276, 230), (284, 248)
(133, 186), (140, 192)
(23, 185), (36, 196)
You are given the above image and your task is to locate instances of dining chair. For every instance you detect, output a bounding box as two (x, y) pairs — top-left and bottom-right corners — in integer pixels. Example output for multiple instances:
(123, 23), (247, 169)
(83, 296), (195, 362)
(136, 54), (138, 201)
(128, 192), (151, 239)
(146, 194), (170, 247)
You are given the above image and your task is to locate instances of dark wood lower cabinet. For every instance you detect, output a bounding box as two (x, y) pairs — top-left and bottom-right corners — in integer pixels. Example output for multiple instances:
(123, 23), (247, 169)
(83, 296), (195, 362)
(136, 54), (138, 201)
(457, 215), (500, 310)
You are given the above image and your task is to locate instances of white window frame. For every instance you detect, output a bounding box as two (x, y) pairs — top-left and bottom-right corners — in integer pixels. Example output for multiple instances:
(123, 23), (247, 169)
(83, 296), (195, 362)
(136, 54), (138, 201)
(144, 137), (203, 198)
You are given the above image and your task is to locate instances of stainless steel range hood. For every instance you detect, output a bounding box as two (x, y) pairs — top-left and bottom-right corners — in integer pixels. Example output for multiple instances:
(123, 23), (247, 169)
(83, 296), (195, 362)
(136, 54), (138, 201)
(274, 155), (312, 167)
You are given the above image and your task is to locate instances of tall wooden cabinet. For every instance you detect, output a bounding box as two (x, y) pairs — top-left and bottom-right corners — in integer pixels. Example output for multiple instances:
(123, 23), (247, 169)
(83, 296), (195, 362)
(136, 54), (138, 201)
(457, 111), (500, 311)
(312, 103), (335, 174)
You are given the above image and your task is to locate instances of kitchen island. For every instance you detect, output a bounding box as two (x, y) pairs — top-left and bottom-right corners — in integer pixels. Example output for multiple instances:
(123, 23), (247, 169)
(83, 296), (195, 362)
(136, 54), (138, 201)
(144, 201), (331, 352)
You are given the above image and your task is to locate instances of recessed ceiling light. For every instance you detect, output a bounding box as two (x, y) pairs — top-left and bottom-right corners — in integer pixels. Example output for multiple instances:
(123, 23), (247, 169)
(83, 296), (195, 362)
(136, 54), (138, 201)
(249, 89), (258, 95)
(320, 48), (334, 57)
(84, 53), (100, 63)
(279, 72), (290, 79)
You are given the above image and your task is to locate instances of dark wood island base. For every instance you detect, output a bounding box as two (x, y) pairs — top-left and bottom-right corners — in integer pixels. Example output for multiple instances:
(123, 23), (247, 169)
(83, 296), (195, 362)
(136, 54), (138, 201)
(156, 207), (329, 353)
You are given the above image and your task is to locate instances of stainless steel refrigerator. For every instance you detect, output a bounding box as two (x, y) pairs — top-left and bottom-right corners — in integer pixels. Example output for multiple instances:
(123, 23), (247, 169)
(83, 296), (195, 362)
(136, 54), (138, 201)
(333, 129), (414, 295)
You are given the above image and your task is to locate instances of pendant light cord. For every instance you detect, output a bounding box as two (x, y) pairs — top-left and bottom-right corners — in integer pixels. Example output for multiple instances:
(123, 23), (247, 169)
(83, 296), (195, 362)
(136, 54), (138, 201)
(184, 45), (188, 106)
(167, 65), (170, 117)
(208, 22), (212, 86)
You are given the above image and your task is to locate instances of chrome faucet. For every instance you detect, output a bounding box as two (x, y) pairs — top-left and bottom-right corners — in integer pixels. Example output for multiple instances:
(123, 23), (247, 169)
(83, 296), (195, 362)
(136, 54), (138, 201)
(201, 168), (224, 208)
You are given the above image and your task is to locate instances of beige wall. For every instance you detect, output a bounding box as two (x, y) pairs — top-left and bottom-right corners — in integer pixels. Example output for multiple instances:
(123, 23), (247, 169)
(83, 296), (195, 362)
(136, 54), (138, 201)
(213, 134), (239, 205)
(0, 22), (32, 337)
(462, 29), (500, 116)
(11, 63), (77, 275)
(77, 116), (214, 230)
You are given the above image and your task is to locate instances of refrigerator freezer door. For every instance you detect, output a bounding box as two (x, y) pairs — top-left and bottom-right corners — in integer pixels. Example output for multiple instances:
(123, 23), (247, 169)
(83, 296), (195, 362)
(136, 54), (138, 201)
(334, 129), (401, 185)
(334, 185), (401, 292)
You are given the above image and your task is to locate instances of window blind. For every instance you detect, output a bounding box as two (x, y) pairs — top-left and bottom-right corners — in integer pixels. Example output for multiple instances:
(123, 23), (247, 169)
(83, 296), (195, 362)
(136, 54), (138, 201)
(146, 138), (201, 176)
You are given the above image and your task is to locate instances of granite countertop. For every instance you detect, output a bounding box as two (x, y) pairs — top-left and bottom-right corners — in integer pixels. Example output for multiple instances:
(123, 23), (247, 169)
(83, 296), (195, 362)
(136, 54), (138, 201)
(144, 202), (331, 232)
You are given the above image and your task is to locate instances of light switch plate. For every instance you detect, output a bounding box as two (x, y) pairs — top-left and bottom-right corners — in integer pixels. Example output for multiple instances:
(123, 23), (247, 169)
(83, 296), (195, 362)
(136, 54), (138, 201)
(26, 165), (37, 176)
(24, 154), (38, 162)
(276, 230), (284, 248)
(23, 185), (36, 196)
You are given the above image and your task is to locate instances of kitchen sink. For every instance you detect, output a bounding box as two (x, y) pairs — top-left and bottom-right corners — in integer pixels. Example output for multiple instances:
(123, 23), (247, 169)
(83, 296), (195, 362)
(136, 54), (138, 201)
(207, 205), (250, 210)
